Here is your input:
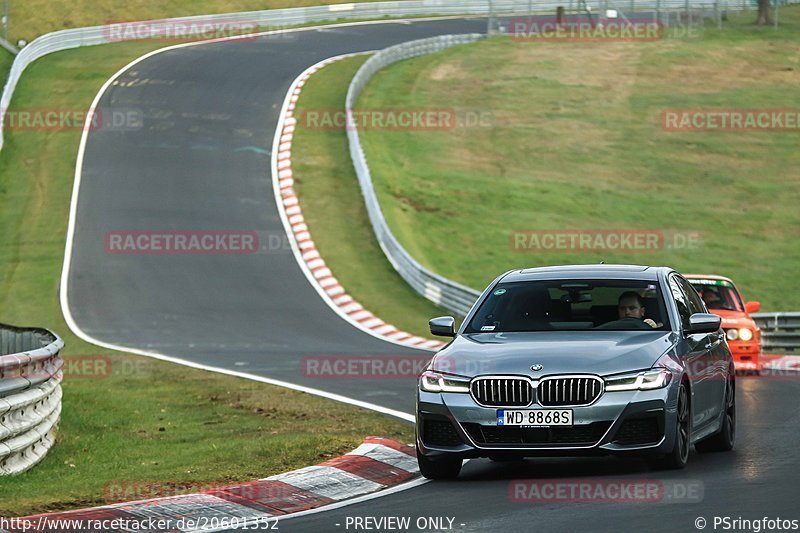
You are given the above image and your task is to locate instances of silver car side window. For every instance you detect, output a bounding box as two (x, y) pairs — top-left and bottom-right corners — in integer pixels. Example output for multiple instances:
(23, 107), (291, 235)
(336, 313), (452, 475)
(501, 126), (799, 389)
(669, 275), (692, 329)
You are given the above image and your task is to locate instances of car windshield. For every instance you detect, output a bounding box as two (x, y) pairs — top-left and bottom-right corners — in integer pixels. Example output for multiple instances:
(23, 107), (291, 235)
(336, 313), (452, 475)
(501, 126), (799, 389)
(464, 279), (671, 333)
(689, 279), (744, 312)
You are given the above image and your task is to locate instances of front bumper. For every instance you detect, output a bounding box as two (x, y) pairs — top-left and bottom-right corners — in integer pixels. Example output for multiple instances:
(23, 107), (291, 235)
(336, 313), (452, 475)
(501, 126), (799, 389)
(727, 340), (762, 371)
(416, 384), (678, 459)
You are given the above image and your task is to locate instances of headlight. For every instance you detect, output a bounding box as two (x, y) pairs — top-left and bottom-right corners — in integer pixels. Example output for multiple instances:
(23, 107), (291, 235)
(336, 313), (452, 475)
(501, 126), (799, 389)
(738, 328), (754, 341)
(726, 329), (739, 341)
(419, 371), (470, 393)
(604, 368), (672, 392)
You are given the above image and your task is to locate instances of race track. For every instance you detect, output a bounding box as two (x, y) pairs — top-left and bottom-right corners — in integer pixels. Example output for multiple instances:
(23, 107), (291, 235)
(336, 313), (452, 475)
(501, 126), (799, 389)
(64, 17), (800, 532)
(65, 18), (486, 414)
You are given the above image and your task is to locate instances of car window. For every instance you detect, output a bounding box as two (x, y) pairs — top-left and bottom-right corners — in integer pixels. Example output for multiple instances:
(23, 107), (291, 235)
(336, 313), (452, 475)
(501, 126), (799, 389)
(678, 276), (707, 315)
(668, 275), (692, 330)
(688, 279), (744, 312)
(464, 279), (670, 333)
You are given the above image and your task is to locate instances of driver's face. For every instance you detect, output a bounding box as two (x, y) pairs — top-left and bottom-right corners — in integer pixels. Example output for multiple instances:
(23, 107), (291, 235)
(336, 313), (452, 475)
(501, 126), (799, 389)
(703, 291), (720, 304)
(618, 297), (645, 319)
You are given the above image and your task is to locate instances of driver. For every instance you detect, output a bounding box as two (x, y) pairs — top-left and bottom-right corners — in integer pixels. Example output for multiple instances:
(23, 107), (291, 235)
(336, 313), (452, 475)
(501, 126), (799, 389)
(618, 291), (658, 328)
(701, 288), (722, 308)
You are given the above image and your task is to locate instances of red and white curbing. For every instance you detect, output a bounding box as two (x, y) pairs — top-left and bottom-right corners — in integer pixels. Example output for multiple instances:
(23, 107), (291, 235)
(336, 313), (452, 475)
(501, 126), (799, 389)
(762, 354), (800, 372)
(273, 56), (446, 352)
(14, 438), (418, 532)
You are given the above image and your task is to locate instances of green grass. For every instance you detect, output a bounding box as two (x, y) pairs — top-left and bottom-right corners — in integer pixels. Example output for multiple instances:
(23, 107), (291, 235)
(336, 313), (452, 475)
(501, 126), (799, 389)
(7, 0), (398, 44)
(0, 42), (413, 516)
(291, 56), (455, 338)
(0, 50), (12, 81)
(0, 354), (414, 516)
(355, 7), (800, 310)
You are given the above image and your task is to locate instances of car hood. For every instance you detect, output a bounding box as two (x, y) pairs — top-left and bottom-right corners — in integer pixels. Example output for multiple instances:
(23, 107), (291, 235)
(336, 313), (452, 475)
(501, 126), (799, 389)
(707, 309), (757, 329)
(431, 331), (676, 378)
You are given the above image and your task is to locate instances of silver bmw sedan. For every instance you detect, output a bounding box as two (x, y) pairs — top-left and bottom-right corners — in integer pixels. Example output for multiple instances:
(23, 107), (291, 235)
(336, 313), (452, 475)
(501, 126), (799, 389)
(416, 265), (735, 479)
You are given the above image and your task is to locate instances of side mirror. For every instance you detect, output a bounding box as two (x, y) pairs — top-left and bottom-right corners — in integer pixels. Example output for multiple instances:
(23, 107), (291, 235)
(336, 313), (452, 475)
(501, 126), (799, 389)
(687, 313), (722, 334)
(745, 301), (761, 314)
(429, 316), (456, 337)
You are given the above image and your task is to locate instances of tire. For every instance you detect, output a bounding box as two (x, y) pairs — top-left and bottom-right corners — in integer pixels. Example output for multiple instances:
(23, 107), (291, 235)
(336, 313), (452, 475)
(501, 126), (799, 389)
(417, 446), (462, 480)
(696, 370), (735, 453)
(650, 381), (690, 470)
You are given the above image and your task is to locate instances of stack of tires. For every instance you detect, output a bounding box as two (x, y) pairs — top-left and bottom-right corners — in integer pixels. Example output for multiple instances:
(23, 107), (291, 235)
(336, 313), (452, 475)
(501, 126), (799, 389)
(0, 323), (64, 475)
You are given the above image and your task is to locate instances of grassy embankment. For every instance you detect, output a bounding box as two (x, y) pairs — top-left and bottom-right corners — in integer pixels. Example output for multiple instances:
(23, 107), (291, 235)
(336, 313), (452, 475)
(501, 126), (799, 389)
(354, 7), (800, 309)
(7, 0), (399, 43)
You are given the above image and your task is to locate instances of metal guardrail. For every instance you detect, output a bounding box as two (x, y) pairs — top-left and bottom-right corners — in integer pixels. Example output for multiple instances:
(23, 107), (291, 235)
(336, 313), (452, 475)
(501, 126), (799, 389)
(4, 0), (798, 152)
(752, 313), (800, 352)
(346, 34), (485, 317)
(0, 0), (550, 153)
(0, 323), (64, 475)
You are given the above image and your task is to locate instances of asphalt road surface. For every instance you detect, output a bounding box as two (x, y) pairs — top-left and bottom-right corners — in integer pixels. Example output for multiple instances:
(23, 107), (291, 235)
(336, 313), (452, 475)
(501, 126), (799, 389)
(66, 17), (800, 533)
(278, 375), (800, 532)
(66, 18), (487, 414)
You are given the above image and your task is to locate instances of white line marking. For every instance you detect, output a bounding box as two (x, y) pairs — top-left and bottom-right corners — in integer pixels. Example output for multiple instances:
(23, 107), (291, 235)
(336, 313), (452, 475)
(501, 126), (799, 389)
(55, 17), (490, 520)
(59, 29), (434, 427)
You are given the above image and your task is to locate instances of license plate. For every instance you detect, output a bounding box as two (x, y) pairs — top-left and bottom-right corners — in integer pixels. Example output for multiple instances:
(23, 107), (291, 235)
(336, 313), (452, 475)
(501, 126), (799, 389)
(497, 409), (573, 427)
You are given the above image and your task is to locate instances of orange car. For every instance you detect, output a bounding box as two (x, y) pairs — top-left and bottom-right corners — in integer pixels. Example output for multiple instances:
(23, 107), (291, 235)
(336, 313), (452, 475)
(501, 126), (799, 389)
(687, 274), (762, 373)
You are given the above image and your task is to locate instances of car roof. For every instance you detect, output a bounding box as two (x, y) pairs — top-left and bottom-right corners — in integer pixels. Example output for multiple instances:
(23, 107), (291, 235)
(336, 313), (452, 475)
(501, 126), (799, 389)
(500, 264), (670, 283)
(684, 274), (735, 284)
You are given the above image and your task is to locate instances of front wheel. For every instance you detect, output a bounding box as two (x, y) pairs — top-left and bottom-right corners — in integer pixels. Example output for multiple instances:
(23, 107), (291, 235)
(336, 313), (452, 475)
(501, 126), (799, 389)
(650, 381), (690, 470)
(417, 446), (462, 479)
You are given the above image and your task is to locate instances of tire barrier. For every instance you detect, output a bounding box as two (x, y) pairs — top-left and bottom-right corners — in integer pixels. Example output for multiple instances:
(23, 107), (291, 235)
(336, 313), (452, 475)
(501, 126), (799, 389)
(0, 323), (64, 475)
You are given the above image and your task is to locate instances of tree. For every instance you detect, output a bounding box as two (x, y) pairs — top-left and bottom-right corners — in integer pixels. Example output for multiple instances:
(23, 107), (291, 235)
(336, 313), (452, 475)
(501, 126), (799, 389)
(756, 0), (772, 25)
